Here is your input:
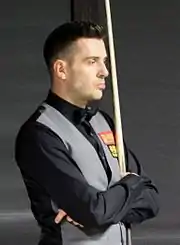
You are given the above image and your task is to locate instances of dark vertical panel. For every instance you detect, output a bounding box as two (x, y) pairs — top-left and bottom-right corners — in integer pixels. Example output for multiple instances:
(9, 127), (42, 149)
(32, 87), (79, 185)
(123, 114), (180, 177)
(70, 0), (114, 116)
(71, 0), (106, 26)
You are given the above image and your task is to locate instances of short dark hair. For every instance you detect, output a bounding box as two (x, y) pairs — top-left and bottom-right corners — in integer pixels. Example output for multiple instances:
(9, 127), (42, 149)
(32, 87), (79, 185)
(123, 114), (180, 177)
(43, 21), (106, 70)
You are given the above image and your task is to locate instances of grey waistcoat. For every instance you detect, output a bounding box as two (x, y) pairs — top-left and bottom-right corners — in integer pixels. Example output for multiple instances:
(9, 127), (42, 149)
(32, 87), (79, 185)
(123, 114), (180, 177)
(37, 103), (127, 245)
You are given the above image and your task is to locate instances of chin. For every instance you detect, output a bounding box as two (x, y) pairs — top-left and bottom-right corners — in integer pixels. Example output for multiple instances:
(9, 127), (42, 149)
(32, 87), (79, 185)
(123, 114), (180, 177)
(92, 91), (103, 100)
(87, 90), (103, 102)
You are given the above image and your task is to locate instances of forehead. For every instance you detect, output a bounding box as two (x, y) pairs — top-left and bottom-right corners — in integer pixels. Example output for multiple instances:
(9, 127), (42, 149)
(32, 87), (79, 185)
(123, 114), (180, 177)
(73, 38), (107, 57)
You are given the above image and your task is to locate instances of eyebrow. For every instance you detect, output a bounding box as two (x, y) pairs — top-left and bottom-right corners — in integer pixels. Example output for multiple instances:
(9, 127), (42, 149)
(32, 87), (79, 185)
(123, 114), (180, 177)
(85, 56), (108, 62)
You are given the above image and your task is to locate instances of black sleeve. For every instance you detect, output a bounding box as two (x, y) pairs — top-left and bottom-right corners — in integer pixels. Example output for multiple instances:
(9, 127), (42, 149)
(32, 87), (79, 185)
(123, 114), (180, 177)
(122, 148), (159, 225)
(15, 122), (149, 228)
(100, 110), (159, 224)
(122, 185), (159, 225)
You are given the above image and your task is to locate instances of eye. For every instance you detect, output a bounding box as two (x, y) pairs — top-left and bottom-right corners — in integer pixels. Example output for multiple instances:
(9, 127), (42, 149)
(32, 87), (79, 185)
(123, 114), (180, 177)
(88, 58), (96, 64)
(90, 59), (96, 64)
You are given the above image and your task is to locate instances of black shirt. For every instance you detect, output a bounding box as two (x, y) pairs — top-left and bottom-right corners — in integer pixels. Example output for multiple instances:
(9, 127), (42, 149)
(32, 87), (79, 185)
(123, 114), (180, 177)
(15, 91), (159, 241)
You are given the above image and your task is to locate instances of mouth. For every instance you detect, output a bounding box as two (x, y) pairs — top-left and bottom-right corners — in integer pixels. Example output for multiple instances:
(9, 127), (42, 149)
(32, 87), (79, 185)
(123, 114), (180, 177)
(97, 83), (106, 90)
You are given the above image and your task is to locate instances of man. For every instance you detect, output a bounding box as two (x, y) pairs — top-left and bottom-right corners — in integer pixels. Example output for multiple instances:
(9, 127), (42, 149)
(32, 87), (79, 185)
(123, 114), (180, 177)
(15, 21), (159, 245)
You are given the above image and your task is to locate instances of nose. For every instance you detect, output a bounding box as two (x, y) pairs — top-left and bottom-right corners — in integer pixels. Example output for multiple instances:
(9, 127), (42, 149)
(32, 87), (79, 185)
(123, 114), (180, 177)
(98, 63), (109, 79)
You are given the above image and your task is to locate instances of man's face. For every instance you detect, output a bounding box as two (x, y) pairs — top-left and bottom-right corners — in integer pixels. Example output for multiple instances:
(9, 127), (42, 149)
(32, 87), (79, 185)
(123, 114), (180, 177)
(64, 38), (109, 106)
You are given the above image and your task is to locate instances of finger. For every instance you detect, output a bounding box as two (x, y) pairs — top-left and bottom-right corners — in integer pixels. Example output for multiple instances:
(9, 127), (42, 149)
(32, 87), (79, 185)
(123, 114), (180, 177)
(66, 216), (84, 227)
(66, 216), (73, 222)
(121, 172), (130, 177)
(72, 221), (79, 225)
(67, 216), (79, 225)
(55, 210), (67, 224)
(72, 221), (84, 227)
(131, 173), (139, 176)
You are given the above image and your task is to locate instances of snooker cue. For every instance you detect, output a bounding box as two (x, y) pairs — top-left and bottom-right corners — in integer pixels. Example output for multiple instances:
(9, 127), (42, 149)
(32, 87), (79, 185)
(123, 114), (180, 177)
(104, 0), (132, 244)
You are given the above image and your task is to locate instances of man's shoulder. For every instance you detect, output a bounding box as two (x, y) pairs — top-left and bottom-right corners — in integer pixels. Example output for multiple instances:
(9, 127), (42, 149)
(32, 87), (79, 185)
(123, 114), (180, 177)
(16, 104), (55, 144)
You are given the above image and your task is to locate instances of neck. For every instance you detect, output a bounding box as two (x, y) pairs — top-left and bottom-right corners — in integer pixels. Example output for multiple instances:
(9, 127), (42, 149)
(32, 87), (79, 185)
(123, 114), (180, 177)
(51, 86), (87, 109)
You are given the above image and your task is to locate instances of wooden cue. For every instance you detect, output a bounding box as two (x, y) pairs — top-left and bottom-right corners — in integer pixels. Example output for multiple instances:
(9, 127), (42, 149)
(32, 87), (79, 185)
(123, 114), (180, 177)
(104, 0), (132, 244)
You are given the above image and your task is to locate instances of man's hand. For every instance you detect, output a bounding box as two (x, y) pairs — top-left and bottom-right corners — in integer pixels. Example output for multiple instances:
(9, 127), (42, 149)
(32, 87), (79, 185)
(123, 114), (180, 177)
(121, 172), (130, 178)
(55, 209), (67, 224)
(55, 209), (84, 227)
(121, 172), (138, 178)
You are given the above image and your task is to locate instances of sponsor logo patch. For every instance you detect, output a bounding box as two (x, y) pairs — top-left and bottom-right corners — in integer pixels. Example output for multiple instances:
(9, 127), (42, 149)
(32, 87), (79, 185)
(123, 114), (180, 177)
(108, 145), (118, 158)
(98, 131), (118, 158)
(98, 131), (115, 145)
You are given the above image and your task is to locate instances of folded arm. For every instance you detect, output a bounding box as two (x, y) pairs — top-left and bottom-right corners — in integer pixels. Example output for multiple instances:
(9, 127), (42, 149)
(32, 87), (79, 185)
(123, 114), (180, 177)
(15, 122), (149, 228)
(122, 146), (159, 225)
(100, 110), (159, 225)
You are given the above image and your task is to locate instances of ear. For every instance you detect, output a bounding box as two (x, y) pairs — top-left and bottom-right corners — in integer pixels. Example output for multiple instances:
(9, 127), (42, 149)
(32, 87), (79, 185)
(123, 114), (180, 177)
(53, 59), (67, 80)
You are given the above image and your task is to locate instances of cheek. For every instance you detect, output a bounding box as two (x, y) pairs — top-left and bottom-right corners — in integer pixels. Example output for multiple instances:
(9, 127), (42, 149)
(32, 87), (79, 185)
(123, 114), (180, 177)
(73, 70), (96, 90)
(68, 62), (98, 91)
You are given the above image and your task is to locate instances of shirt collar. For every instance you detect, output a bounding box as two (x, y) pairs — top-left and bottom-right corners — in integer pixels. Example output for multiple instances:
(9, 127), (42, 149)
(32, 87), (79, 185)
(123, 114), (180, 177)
(45, 91), (97, 125)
